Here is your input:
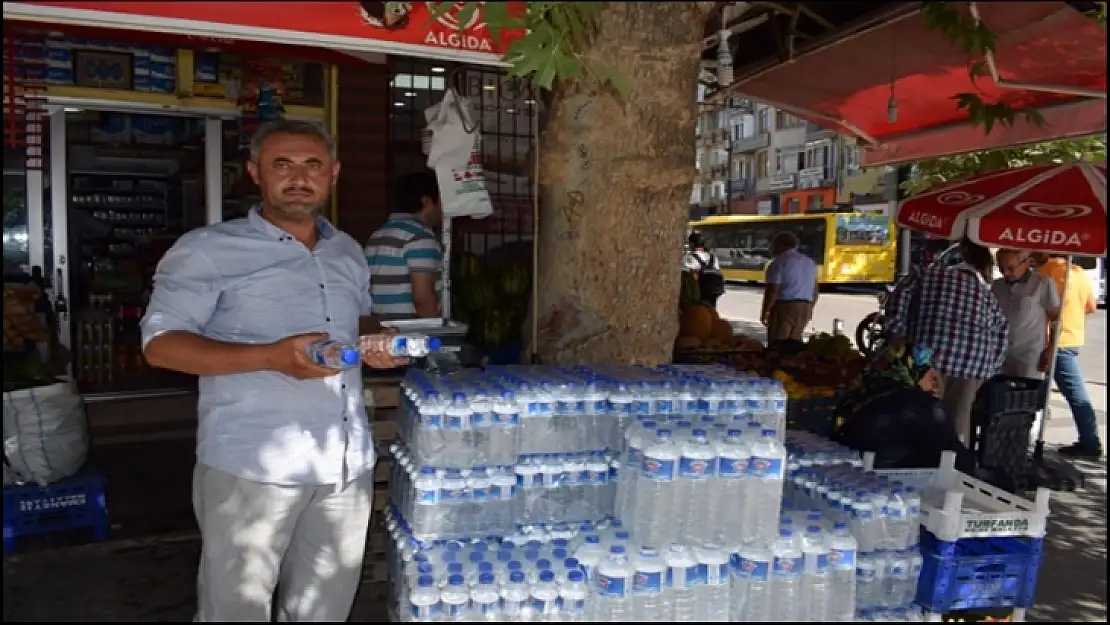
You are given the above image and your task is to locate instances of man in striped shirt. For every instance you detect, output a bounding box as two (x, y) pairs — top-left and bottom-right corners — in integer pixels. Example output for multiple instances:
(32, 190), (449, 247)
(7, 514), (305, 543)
(365, 171), (443, 319)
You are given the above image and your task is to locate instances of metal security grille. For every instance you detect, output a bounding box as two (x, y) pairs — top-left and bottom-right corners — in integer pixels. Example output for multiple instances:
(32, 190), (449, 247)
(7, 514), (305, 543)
(387, 58), (536, 259)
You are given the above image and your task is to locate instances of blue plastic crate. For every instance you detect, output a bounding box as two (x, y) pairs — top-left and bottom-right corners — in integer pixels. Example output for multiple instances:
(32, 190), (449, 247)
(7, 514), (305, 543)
(3, 467), (109, 553)
(915, 528), (1043, 613)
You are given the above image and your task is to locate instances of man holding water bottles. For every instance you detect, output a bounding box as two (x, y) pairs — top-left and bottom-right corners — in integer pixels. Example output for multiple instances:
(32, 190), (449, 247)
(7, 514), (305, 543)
(141, 120), (408, 622)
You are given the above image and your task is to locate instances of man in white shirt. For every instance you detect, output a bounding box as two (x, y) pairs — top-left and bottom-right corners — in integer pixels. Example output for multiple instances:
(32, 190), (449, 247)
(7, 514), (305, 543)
(141, 121), (408, 621)
(991, 249), (1060, 378)
(761, 231), (819, 342)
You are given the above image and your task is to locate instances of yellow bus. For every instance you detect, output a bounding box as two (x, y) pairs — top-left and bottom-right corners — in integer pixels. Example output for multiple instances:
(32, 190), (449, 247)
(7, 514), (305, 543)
(689, 211), (898, 285)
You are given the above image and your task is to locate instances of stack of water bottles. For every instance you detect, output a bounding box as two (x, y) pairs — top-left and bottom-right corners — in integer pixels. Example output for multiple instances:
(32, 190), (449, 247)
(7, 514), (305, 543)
(783, 431), (928, 622)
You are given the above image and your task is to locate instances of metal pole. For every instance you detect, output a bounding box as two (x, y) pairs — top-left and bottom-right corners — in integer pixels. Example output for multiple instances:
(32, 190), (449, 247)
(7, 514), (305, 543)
(1033, 255), (1072, 462)
(832, 318), (844, 336)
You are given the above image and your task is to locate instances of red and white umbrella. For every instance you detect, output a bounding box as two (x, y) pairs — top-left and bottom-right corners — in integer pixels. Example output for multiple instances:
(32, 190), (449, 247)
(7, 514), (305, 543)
(896, 162), (1107, 257)
(897, 161), (1107, 458)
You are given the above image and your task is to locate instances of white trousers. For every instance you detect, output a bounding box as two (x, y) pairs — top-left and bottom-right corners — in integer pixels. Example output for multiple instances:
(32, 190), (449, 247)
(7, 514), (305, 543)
(192, 463), (373, 622)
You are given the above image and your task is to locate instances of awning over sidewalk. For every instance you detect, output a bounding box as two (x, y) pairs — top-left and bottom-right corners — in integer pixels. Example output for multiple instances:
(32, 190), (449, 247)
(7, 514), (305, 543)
(4, 1), (524, 66)
(719, 2), (1106, 165)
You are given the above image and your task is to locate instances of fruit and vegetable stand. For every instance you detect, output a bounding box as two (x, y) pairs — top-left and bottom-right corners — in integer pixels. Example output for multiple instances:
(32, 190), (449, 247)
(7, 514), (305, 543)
(674, 294), (864, 438)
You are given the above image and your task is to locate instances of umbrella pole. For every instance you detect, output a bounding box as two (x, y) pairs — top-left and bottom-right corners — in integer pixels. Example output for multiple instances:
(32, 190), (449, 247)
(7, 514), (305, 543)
(1032, 255), (1072, 463)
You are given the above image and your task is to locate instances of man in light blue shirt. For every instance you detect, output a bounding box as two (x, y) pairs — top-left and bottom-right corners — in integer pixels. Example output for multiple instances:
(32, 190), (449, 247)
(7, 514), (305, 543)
(761, 231), (819, 342)
(140, 120), (407, 622)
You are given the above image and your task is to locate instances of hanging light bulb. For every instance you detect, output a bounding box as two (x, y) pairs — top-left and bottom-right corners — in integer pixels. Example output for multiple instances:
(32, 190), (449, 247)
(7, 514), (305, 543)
(887, 92), (898, 123)
(717, 28), (733, 87)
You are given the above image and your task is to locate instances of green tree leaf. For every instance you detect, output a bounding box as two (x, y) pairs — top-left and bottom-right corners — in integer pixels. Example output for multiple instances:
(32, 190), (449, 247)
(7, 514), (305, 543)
(901, 136), (1106, 196)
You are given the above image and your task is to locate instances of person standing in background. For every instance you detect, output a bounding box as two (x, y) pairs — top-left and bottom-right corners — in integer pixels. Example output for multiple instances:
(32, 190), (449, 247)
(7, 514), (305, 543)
(886, 238), (1008, 446)
(761, 231), (818, 342)
(992, 249), (1060, 379)
(684, 231), (726, 308)
(1037, 254), (1103, 458)
(365, 171), (444, 320)
(140, 120), (407, 621)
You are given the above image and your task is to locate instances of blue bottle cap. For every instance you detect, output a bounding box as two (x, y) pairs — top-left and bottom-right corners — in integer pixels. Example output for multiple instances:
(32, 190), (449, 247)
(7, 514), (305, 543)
(427, 336), (443, 351)
(340, 348), (360, 366)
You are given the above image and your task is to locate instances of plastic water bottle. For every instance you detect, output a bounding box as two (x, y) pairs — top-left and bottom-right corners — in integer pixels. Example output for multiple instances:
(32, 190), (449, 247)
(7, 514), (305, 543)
(633, 547), (668, 621)
(742, 430), (786, 547)
(411, 467), (440, 538)
(827, 521), (858, 622)
(530, 569), (561, 621)
(666, 544), (700, 622)
(501, 570), (531, 621)
(800, 524), (831, 622)
(408, 575), (440, 622)
(907, 546), (924, 605)
(574, 534), (605, 581)
(560, 569), (590, 622)
(594, 545), (635, 621)
(885, 549), (912, 608)
(363, 333), (443, 357)
(886, 487), (909, 549)
(678, 429), (718, 544)
(634, 429), (679, 548)
(715, 429), (749, 545)
(770, 528), (803, 622)
(733, 541), (772, 622)
(695, 544), (731, 622)
(304, 338), (360, 369)
(440, 574), (471, 621)
(470, 573), (501, 621)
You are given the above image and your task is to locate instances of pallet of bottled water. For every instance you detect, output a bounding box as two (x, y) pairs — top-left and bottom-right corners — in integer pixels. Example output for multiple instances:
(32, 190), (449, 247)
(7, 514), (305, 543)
(613, 387), (791, 548)
(783, 431), (930, 622)
(386, 510), (744, 623)
(387, 442), (617, 541)
(397, 364), (791, 470)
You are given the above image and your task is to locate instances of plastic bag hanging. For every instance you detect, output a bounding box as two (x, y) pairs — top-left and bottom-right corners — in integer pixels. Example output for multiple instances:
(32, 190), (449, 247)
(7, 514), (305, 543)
(424, 87), (493, 219)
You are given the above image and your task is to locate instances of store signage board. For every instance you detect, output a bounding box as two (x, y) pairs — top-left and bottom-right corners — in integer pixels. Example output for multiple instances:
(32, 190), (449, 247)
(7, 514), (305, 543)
(5, 2), (526, 66)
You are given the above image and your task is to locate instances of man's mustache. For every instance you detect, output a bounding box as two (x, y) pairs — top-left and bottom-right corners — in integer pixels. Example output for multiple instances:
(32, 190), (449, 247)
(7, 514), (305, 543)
(282, 186), (315, 195)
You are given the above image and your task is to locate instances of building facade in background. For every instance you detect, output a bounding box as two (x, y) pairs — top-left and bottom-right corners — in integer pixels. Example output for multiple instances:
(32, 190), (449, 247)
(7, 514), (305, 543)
(690, 90), (888, 219)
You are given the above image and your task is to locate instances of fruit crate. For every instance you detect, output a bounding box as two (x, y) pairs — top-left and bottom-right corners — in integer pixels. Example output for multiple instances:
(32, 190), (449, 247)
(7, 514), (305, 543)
(915, 528), (1043, 613)
(972, 376), (1043, 494)
(3, 466), (110, 553)
(785, 390), (845, 437)
(975, 375), (1046, 416)
(973, 411), (1036, 494)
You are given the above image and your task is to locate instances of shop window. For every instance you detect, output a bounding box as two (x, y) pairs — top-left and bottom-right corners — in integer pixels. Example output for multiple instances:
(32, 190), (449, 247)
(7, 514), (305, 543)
(787, 198), (801, 214)
(388, 58), (536, 258)
(808, 195), (823, 210)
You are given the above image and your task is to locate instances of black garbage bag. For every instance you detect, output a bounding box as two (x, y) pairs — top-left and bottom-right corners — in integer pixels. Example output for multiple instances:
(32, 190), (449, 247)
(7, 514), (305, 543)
(834, 386), (979, 476)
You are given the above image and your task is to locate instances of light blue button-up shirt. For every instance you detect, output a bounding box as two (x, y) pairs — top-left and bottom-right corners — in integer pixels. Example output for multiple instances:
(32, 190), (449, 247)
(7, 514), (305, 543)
(140, 207), (375, 486)
(766, 248), (818, 302)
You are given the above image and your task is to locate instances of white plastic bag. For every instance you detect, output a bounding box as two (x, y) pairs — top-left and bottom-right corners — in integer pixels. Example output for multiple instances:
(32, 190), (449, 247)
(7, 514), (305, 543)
(3, 380), (89, 487)
(425, 88), (494, 219)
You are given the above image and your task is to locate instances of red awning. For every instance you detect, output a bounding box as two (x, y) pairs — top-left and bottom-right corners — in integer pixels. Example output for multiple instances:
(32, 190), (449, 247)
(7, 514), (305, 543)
(4, 2), (525, 66)
(728, 2), (1106, 166)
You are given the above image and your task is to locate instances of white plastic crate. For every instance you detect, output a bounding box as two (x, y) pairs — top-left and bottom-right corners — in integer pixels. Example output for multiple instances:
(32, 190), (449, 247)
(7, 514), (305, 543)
(862, 451), (1051, 542)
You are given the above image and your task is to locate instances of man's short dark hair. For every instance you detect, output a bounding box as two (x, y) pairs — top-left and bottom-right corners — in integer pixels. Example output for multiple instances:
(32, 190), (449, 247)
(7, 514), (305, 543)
(395, 171), (440, 214)
(959, 237), (994, 273)
(688, 232), (706, 249)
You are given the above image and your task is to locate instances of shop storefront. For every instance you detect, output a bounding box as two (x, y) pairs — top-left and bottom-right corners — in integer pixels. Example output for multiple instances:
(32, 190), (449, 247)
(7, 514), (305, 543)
(3, 2), (530, 404)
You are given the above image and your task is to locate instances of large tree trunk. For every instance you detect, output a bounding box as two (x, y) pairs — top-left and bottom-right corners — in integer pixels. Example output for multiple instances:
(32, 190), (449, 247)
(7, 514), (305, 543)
(532, 1), (714, 365)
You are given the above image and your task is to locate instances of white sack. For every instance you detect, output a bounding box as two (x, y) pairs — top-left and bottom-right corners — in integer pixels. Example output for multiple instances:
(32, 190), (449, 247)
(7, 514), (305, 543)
(425, 88), (494, 219)
(3, 380), (89, 487)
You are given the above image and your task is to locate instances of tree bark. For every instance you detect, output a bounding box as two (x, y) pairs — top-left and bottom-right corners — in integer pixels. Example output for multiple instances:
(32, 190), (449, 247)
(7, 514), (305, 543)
(531, 1), (715, 365)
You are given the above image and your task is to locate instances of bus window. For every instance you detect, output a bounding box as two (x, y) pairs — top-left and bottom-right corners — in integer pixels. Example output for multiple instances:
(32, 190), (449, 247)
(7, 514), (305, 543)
(836, 215), (890, 245)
